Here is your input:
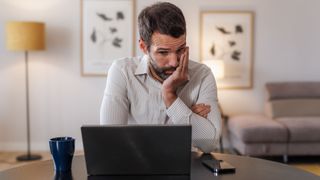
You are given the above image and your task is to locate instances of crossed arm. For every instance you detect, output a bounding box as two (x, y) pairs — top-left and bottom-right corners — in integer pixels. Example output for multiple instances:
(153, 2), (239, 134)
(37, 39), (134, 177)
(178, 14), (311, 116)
(161, 47), (210, 118)
(161, 47), (221, 152)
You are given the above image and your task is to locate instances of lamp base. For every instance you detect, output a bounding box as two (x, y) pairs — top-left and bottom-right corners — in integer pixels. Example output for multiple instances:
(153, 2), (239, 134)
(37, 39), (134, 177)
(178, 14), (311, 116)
(16, 154), (42, 161)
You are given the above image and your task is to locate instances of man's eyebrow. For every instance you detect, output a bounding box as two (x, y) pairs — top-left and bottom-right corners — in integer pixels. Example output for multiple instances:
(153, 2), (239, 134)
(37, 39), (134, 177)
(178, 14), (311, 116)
(156, 43), (186, 51)
(157, 48), (170, 51)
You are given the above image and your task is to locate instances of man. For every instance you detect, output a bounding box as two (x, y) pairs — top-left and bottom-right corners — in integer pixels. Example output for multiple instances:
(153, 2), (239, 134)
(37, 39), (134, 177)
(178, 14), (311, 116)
(100, 2), (221, 153)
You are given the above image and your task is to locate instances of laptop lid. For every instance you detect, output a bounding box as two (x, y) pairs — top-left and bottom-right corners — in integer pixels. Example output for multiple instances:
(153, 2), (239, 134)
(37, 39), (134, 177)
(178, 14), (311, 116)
(81, 125), (191, 176)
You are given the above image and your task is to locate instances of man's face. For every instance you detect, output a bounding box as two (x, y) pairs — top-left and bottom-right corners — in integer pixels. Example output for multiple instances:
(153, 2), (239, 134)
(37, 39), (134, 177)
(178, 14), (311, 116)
(146, 32), (187, 80)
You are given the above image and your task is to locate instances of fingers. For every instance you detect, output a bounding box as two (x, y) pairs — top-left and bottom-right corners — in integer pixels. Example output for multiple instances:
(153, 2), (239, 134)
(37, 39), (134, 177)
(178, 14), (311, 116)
(162, 46), (189, 90)
(176, 53), (184, 73)
(177, 47), (189, 73)
(184, 47), (189, 68)
(198, 108), (210, 118)
(193, 105), (210, 115)
(191, 103), (210, 112)
(191, 103), (211, 118)
(181, 47), (189, 75)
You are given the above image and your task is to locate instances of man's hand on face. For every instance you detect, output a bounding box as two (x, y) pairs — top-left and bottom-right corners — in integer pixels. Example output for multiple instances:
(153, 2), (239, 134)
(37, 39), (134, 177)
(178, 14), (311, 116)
(162, 47), (189, 107)
(191, 104), (211, 119)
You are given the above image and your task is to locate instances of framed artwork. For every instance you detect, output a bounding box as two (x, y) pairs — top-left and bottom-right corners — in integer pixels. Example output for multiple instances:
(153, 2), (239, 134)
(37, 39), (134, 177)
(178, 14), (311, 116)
(81, 0), (136, 76)
(200, 11), (254, 89)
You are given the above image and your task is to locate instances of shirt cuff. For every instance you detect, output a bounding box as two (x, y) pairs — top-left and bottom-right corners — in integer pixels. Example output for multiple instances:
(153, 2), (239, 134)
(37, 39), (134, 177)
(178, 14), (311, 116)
(166, 97), (192, 124)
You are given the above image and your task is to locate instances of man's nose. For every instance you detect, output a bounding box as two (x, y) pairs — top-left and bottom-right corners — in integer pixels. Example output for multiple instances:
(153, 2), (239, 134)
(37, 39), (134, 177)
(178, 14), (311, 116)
(167, 53), (180, 67)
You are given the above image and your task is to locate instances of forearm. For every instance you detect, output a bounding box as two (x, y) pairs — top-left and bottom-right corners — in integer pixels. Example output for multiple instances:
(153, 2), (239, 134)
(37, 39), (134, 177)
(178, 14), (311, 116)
(166, 97), (221, 153)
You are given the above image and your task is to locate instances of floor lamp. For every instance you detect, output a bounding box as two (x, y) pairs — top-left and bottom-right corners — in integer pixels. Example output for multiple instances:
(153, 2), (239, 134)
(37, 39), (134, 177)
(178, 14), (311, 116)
(5, 21), (45, 161)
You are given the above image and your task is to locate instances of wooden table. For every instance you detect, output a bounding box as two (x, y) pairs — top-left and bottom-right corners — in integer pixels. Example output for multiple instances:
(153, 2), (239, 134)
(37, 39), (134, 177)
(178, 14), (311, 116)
(0, 152), (318, 180)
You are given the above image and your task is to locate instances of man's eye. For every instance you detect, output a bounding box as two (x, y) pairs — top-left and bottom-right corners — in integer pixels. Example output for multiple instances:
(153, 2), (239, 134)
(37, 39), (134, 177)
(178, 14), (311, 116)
(158, 51), (169, 56)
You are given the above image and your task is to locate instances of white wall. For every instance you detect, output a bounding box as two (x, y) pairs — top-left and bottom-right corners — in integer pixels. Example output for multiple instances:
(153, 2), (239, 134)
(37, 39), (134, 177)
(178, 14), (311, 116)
(0, 0), (319, 151)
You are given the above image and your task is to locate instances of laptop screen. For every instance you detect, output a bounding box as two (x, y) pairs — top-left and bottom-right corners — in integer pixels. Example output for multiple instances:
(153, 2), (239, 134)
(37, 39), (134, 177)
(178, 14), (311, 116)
(81, 125), (191, 176)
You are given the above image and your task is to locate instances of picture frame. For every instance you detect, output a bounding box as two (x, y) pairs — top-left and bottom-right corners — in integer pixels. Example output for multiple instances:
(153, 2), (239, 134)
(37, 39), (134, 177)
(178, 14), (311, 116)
(80, 0), (136, 76)
(200, 11), (254, 89)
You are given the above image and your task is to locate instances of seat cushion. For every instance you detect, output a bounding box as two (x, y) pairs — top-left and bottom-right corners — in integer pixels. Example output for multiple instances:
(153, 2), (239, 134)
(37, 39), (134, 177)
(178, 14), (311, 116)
(228, 115), (288, 143)
(276, 117), (320, 142)
(229, 134), (287, 155)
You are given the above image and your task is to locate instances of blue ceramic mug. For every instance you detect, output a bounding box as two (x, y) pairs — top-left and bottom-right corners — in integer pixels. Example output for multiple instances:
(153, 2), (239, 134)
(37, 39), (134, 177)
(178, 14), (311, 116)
(54, 170), (73, 180)
(49, 137), (75, 172)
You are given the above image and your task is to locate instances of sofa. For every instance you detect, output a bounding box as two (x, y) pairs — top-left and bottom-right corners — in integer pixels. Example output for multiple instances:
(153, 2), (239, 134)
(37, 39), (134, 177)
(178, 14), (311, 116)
(227, 82), (320, 162)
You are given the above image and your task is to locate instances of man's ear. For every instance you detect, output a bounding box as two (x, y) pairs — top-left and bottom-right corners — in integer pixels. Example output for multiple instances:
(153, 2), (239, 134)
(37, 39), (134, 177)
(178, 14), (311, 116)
(139, 38), (148, 54)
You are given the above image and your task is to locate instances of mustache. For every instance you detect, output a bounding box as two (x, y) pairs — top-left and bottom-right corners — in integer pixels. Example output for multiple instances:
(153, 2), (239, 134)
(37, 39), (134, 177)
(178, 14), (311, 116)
(148, 56), (177, 73)
(160, 66), (177, 72)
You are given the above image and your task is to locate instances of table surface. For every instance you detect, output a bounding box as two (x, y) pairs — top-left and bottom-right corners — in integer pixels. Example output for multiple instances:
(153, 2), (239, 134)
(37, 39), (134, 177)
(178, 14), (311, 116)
(0, 152), (318, 180)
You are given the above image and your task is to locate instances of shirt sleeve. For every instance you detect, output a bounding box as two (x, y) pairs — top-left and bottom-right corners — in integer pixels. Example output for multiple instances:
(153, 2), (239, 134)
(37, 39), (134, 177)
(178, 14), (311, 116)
(100, 62), (129, 125)
(166, 70), (222, 153)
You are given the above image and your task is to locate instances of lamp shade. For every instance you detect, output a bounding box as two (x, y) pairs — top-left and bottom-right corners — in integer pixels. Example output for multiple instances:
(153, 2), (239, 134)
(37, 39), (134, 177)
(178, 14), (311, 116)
(6, 21), (45, 51)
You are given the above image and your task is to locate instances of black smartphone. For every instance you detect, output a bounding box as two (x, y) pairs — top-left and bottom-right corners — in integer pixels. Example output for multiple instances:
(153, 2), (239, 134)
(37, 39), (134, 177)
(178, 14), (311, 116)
(202, 159), (236, 174)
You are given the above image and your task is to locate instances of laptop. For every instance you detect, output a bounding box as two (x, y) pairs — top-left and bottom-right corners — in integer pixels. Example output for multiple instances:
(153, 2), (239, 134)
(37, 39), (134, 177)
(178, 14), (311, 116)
(81, 125), (191, 176)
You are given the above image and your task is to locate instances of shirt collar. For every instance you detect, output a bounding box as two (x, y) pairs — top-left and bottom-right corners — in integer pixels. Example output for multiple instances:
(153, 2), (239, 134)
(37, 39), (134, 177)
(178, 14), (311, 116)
(134, 55), (149, 75)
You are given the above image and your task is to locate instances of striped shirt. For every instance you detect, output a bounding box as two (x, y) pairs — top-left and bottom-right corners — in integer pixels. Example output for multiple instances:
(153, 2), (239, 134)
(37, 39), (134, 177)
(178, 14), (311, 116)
(100, 55), (221, 153)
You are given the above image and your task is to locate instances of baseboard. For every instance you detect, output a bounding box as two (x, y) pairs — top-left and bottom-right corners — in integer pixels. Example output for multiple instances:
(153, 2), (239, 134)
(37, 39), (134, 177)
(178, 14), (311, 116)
(0, 142), (83, 151)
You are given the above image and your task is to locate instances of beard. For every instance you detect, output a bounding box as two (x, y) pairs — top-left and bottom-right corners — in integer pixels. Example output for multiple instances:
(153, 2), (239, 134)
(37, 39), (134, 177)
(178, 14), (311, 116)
(148, 55), (177, 80)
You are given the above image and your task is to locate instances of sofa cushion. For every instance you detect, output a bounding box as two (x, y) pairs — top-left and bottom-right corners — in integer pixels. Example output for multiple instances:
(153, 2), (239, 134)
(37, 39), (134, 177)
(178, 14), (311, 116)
(276, 117), (320, 142)
(228, 115), (288, 143)
(265, 99), (320, 118)
(229, 134), (287, 155)
(266, 82), (320, 100)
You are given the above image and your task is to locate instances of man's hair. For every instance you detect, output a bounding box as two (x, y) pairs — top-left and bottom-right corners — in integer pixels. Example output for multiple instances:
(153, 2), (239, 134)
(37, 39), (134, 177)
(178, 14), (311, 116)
(138, 2), (186, 49)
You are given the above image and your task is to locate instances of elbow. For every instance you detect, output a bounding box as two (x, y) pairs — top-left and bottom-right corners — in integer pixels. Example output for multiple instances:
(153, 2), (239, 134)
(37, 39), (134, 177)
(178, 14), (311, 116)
(193, 138), (217, 153)
(193, 130), (220, 153)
